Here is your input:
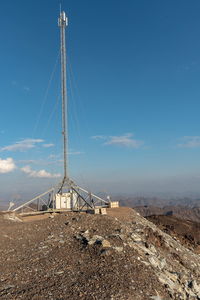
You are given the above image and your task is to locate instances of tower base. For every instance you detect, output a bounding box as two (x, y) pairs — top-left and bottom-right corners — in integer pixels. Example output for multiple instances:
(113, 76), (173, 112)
(12, 177), (110, 214)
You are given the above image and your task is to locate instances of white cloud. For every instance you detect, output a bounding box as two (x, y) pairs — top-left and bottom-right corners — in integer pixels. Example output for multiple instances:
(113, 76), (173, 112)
(177, 136), (200, 148)
(105, 133), (143, 148)
(43, 143), (54, 148)
(91, 135), (106, 140)
(19, 158), (63, 166)
(21, 165), (61, 178)
(48, 151), (83, 159)
(68, 151), (84, 155)
(92, 133), (143, 148)
(0, 158), (16, 174)
(18, 159), (38, 165)
(1, 138), (44, 152)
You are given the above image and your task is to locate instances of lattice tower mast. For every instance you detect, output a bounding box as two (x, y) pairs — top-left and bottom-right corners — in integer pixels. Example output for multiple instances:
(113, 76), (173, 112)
(11, 10), (111, 213)
(58, 11), (68, 185)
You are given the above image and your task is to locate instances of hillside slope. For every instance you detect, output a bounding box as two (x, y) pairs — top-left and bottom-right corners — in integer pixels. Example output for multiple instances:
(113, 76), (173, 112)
(0, 208), (200, 299)
(146, 215), (200, 254)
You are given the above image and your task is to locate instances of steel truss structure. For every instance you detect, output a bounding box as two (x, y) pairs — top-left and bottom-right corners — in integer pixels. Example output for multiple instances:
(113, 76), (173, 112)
(12, 10), (109, 214)
(13, 181), (109, 214)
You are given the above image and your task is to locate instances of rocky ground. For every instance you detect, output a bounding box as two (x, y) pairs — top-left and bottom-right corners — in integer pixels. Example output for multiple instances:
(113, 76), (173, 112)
(146, 215), (200, 254)
(0, 208), (200, 299)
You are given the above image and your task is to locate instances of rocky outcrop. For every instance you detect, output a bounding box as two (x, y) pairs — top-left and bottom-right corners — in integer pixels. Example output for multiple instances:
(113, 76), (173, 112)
(74, 208), (200, 299)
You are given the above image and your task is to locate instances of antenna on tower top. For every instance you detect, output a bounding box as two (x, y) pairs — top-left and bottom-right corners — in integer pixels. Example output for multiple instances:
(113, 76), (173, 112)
(59, 3), (61, 14)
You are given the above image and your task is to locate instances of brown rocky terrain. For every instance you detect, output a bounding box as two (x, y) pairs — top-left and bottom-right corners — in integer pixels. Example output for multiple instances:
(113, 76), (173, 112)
(134, 205), (200, 223)
(146, 215), (200, 254)
(0, 208), (200, 299)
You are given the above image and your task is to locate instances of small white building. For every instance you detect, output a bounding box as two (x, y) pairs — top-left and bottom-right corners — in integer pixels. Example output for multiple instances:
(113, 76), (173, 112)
(55, 191), (78, 210)
(109, 201), (119, 208)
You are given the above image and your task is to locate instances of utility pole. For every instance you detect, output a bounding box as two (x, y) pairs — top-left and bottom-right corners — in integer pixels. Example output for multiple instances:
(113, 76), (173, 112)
(58, 11), (68, 186)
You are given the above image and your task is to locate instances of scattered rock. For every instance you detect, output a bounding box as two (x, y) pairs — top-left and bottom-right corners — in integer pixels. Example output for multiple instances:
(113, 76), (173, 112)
(3, 213), (22, 222)
(1, 208), (200, 300)
(55, 271), (64, 275)
(113, 246), (123, 252)
(101, 239), (111, 248)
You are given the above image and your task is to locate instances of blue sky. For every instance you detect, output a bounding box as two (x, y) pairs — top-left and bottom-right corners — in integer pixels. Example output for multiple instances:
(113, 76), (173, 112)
(1, 0), (200, 205)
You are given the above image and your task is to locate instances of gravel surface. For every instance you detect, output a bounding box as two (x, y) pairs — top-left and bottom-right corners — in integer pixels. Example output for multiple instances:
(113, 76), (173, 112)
(0, 208), (199, 299)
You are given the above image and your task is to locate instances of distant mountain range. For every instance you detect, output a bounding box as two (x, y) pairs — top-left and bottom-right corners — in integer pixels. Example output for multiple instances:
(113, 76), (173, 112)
(117, 196), (200, 208)
(115, 196), (200, 222)
(134, 205), (200, 222)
